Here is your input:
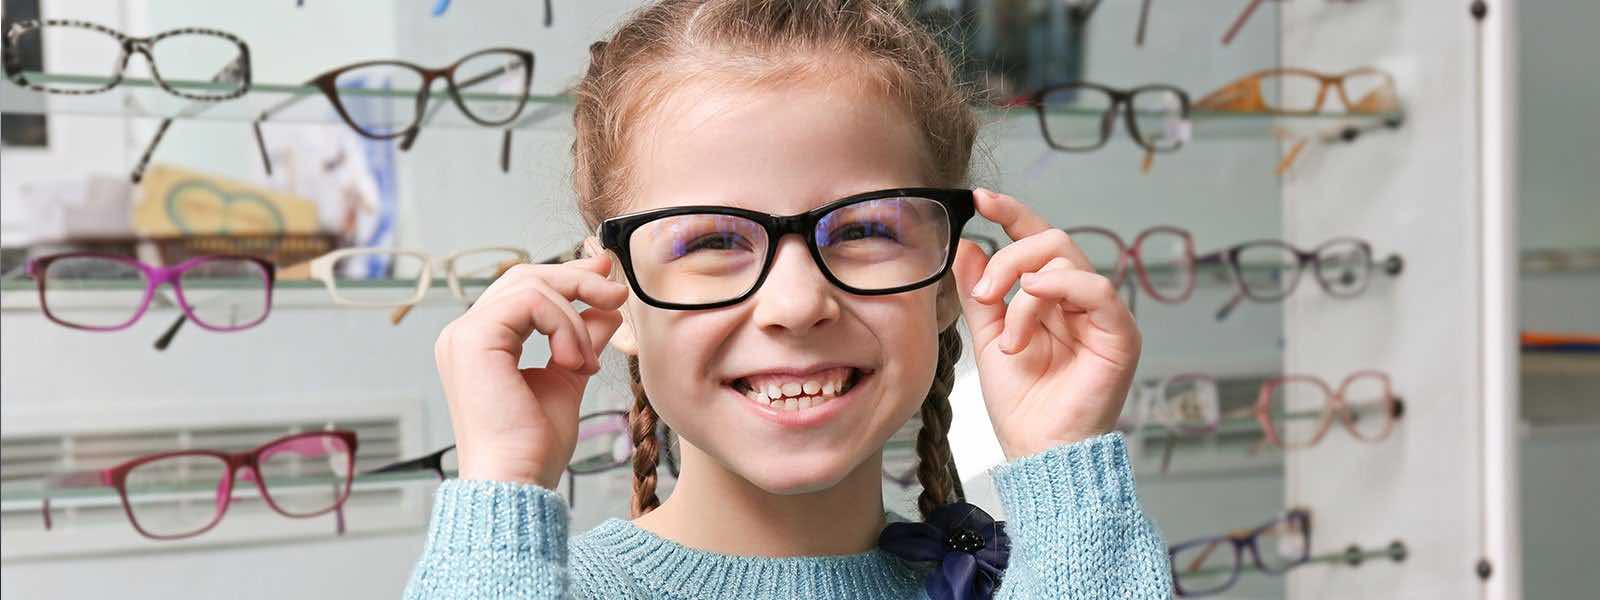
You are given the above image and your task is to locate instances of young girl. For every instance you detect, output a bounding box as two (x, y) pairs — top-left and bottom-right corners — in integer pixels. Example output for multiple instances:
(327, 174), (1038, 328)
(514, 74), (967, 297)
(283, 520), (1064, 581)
(407, 1), (1172, 597)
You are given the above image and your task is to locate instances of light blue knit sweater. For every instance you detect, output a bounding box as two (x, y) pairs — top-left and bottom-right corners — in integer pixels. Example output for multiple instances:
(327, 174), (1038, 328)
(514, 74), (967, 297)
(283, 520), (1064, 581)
(404, 432), (1172, 598)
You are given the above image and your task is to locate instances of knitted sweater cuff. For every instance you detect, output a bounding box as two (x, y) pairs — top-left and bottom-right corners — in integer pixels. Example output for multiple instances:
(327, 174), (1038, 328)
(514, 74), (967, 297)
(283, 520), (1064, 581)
(426, 479), (570, 561)
(989, 432), (1140, 529)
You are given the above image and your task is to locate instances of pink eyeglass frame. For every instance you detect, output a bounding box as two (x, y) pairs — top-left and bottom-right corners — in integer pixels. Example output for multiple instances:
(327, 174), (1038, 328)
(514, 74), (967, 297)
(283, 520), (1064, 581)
(1061, 225), (1198, 304)
(1253, 370), (1400, 449)
(41, 430), (357, 540)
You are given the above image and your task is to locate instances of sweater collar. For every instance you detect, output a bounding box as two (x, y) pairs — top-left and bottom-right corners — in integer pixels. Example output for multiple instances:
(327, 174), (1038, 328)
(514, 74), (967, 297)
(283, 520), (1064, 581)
(575, 514), (932, 600)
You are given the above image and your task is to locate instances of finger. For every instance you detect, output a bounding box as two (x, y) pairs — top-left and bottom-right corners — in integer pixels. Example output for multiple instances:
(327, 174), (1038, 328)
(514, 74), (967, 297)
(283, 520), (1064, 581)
(951, 239), (1006, 350)
(999, 257), (1076, 354)
(469, 282), (588, 372)
(970, 227), (1075, 304)
(975, 188), (1053, 242)
(1019, 268), (1138, 354)
(579, 306), (625, 355)
(481, 262), (628, 311)
(529, 280), (601, 375)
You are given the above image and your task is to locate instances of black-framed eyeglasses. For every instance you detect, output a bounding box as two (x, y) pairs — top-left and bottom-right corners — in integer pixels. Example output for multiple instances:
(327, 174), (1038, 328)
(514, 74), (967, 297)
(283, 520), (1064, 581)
(252, 48), (534, 175)
(1026, 82), (1191, 154)
(565, 410), (678, 509)
(2, 19), (252, 100)
(599, 188), (976, 310)
(1197, 238), (1404, 321)
(365, 445), (457, 481)
(1168, 509), (1313, 596)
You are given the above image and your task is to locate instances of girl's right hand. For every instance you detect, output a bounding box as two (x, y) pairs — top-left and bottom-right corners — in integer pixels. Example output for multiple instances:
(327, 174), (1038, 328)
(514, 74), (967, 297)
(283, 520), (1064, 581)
(433, 255), (629, 489)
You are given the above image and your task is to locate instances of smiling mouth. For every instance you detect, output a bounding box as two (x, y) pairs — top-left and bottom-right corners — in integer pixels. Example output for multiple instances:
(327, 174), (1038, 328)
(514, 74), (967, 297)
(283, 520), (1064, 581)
(728, 367), (866, 412)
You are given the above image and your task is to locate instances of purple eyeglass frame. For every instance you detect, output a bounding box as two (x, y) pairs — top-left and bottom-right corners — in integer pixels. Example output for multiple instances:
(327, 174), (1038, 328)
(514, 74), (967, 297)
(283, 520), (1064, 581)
(41, 430), (358, 541)
(26, 252), (276, 332)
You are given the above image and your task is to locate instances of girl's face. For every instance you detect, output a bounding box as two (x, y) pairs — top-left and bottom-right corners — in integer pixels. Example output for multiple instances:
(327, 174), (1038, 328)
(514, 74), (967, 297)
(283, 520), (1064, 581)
(607, 76), (949, 495)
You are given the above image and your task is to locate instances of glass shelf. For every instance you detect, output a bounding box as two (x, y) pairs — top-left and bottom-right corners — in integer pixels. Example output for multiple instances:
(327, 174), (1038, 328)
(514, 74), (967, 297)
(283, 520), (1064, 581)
(2, 72), (574, 131)
(3, 72), (1403, 142)
(0, 277), (486, 311)
(0, 468), (442, 506)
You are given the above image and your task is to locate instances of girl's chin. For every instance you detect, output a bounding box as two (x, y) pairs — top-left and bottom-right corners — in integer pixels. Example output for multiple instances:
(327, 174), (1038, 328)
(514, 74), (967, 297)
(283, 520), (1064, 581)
(733, 453), (864, 496)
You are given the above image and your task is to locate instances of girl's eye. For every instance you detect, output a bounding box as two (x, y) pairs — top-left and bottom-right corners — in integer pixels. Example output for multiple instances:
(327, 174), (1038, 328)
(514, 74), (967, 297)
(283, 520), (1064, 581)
(674, 232), (753, 257)
(826, 221), (900, 244)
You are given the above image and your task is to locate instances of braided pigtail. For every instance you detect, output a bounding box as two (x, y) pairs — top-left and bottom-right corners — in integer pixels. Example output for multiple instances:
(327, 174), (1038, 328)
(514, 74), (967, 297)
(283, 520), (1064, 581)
(627, 355), (663, 517)
(914, 324), (965, 520)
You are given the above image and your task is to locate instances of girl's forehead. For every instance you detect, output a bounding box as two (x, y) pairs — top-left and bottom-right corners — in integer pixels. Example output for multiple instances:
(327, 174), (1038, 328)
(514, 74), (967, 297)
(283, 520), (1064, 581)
(622, 77), (932, 216)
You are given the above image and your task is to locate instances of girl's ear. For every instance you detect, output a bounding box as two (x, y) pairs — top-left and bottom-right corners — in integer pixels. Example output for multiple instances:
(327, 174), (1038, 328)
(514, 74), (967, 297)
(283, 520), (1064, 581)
(582, 234), (641, 356)
(610, 309), (640, 356)
(935, 273), (962, 330)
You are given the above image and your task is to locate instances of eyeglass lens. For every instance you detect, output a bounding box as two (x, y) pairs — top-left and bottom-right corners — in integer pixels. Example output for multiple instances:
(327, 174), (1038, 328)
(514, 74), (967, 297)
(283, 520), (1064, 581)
(450, 49), (532, 124)
(329, 62), (426, 137)
(1170, 538), (1240, 595)
(446, 248), (525, 301)
(572, 413), (631, 473)
(1038, 86), (1116, 150)
(1339, 373), (1393, 440)
(255, 434), (355, 516)
(326, 250), (428, 305)
(122, 454), (232, 538)
(1263, 379), (1330, 448)
(37, 255), (148, 328)
(625, 196), (953, 306)
(175, 256), (272, 330)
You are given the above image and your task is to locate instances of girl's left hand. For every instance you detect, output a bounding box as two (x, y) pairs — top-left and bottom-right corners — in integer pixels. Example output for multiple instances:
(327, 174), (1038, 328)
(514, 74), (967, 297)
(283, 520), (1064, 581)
(952, 189), (1141, 460)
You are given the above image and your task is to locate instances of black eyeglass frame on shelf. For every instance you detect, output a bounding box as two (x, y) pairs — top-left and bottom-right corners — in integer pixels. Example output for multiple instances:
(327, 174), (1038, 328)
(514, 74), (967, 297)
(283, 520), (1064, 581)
(2, 19), (253, 100)
(1197, 237), (1404, 321)
(365, 444), (456, 481)
(598, 188), (976, 311)
(251, 48), (534, 175)
(1026, 82), (1192, 153)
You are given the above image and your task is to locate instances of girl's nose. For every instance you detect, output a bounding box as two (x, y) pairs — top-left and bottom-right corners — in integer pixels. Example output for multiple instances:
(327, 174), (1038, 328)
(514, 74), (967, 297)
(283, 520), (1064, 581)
(749, 237), (839, 336)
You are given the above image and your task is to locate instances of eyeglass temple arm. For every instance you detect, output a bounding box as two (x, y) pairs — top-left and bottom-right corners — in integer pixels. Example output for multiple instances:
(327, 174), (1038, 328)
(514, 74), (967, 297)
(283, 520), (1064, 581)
(333, 481), (347, 536)
(544, 0), (553, 27)
(40, 470), (112, 530)
(252, 79), (324, 175)
(1221, 0), (1266, 45)
(153, 314), (188, 351)
(1135, 0), (1152, 47)
(131, 55), (250, 183)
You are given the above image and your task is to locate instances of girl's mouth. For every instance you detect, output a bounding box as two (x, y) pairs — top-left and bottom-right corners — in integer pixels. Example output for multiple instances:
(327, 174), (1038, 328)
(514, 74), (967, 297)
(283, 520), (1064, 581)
(728, 366), (865, 412)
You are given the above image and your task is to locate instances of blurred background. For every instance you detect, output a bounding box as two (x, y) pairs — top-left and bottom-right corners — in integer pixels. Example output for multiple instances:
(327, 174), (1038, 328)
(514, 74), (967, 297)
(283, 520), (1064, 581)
(0, 1), (1594, 598)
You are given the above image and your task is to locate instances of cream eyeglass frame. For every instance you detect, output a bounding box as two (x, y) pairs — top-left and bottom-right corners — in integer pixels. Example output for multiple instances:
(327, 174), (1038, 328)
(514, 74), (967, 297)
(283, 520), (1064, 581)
(308, 246), (531, 322)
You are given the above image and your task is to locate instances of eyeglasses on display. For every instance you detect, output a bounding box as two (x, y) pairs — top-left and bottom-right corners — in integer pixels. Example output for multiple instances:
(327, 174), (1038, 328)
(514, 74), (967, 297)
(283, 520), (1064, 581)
(1197, 67), (1399, 116)
(565, 410), (678, 509)
(1064, 226), (1197, 304)
(599, 188), (975, 311)
(41, 430), (357, 540)
(253, 48), (534, 175)
(1245, 370), (1402, 449)
(1196, 237), (1403, 321)
(303, 246), (530, 325)
(3, 19), (251, 100)
(1168, 509), (1312, 596)
(26, 252), (276, 351)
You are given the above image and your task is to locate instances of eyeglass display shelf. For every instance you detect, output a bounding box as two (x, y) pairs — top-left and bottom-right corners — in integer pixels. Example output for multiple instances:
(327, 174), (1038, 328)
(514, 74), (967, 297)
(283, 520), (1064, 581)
(3, 72), (1404, 141)
(0, 259), (1313, 314)
(0, 277), (482, 312)
(0, 467), (449, 507)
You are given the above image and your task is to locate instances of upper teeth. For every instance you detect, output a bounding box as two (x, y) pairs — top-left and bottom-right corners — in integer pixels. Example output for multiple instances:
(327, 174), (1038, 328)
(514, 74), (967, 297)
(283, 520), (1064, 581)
(738, 367), (856, 411)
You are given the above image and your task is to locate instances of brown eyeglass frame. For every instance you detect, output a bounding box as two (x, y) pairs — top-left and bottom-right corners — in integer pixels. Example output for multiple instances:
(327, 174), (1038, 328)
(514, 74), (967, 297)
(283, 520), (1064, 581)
(1195, 67), (1399, 116)
(252, 48), (534, 175)
(1252, 371), (1401, 449)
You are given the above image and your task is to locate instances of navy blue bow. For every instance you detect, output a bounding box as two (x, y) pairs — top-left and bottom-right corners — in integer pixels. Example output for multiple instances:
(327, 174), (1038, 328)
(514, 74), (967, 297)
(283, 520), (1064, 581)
(878, 502), (1010, 600)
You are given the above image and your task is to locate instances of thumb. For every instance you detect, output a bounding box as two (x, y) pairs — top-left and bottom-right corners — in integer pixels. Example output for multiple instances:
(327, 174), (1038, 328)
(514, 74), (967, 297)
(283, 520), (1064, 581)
(952, 239), (1005, 350)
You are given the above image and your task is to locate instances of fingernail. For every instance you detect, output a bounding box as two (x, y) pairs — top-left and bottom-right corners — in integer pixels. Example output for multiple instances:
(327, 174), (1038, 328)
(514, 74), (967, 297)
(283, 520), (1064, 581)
(972, 278), (992, 298)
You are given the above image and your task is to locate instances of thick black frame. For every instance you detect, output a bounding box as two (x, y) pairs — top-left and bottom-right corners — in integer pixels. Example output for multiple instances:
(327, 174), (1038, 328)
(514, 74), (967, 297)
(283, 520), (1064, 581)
(599, 188), (976, 310)
(2, 19), (251, 100)
(1027, 81), (1191, 153)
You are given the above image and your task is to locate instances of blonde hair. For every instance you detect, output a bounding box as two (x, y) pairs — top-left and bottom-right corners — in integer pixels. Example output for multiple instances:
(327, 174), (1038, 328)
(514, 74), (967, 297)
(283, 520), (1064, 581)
(571, 0), (977, 520)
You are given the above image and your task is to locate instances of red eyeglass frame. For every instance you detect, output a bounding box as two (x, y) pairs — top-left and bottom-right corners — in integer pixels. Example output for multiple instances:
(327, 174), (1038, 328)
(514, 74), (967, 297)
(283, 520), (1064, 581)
(42, 430), (358, 540)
